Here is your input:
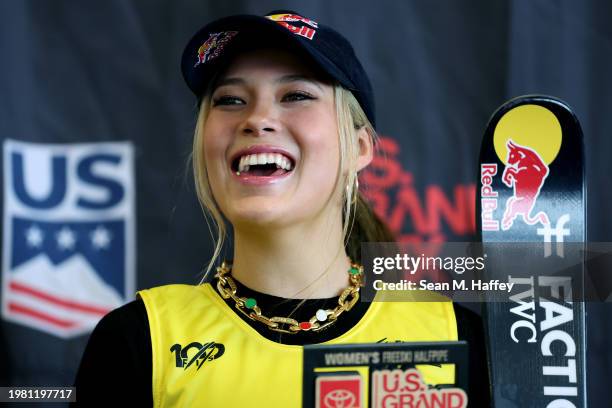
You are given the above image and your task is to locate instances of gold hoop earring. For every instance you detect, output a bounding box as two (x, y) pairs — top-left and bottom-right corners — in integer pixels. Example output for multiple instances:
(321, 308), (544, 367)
(346, 174), (359, 205)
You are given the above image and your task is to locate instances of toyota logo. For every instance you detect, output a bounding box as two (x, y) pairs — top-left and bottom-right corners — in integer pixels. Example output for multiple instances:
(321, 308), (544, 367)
(324, 389), (356, 408)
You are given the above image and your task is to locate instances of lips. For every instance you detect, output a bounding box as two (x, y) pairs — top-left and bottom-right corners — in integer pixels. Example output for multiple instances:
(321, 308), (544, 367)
(229, 145), (296, 184)
(236, 152), (293, 173)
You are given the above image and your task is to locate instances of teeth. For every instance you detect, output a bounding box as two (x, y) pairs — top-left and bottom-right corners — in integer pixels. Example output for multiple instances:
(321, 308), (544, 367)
(237, 152), (294, 173)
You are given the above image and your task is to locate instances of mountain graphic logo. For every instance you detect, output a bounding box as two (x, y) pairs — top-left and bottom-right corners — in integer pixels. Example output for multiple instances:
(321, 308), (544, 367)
(2, 140), (135, 338)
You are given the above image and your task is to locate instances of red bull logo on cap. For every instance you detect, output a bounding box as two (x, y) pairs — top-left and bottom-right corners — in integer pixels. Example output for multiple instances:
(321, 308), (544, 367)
(194, 31), (238, 68)
(266, 13), (318, 40)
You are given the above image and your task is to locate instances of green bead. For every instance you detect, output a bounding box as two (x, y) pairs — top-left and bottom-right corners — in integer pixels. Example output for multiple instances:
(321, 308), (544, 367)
(245, 298), (257, 309)
(349, 267), (360, 275)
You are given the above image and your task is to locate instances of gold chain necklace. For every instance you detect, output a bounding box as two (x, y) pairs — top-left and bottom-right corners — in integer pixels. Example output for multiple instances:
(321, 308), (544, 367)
(214, 261), (363, 334)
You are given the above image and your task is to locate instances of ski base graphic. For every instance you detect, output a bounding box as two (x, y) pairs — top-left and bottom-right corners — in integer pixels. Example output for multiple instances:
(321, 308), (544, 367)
(477, 96), (586, 407)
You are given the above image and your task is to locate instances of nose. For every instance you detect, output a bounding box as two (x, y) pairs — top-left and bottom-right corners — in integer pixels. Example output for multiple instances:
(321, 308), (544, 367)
(239, 97), (279, 136)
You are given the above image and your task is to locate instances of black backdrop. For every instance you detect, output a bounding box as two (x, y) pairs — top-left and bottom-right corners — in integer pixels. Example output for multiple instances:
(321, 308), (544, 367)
(0, 0), (610, 405)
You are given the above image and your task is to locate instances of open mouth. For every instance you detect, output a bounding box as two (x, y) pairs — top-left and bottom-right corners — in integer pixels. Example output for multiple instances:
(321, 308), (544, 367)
(231, 153), (295, 177)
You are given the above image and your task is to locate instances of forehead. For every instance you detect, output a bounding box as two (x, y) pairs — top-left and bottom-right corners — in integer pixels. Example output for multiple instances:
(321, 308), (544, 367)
(218, 48), (326, 82)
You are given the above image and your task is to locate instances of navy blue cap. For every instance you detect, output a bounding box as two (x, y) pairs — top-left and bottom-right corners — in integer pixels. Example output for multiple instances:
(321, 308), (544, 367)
(181, 10), (376, 128)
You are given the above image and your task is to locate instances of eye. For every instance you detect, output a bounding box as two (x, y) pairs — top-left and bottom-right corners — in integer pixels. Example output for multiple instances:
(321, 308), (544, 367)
(282, 91), (315, 102)
(212, 95), (245, 106)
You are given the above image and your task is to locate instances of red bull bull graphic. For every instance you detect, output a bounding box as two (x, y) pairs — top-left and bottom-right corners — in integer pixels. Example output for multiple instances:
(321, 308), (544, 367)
(479, 103), (563, 236)
(266, 13), (318, 40)
(194, 31), (238, 67)
(501, 139), (550, 230)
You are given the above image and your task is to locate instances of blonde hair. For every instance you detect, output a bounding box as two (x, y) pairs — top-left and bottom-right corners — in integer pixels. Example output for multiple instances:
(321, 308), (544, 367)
(192, 84), (389, 282)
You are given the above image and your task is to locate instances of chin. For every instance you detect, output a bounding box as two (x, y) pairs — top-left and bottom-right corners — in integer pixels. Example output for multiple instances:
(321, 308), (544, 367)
(229, 213), (293, 231)
(225, 199), (292, 228)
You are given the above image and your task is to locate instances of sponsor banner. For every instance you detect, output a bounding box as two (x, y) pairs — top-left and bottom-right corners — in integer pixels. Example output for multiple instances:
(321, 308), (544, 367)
(303, 342), (468, 408)
(2, 139), (135, 338)
(478, 96), (587, 407)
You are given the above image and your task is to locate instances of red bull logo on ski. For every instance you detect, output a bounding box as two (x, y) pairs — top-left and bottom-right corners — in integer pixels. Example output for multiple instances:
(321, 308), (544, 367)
(501, 140), (550, 230)
(480, 104), (563, 233)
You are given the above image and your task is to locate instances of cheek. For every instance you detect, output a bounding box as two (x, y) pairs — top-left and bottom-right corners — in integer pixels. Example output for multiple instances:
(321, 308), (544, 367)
(202, 121), (229, 171)
(296, 111), (342, 194)
(201, 122), (231, 206)
(297, 106), (339, 154)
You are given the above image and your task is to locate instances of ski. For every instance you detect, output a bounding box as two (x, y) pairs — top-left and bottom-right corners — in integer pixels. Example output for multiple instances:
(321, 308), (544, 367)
(477, 96), (587, 407)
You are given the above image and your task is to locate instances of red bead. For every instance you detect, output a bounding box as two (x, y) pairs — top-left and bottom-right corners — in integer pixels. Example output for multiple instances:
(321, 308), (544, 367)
(299, 322), (312, 330)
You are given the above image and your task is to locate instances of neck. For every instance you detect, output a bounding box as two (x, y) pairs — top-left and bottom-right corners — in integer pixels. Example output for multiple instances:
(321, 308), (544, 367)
(230, 214), (351, 299)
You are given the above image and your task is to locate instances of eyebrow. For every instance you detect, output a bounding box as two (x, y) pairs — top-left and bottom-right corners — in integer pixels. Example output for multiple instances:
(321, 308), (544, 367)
(213, 74), (323, 91)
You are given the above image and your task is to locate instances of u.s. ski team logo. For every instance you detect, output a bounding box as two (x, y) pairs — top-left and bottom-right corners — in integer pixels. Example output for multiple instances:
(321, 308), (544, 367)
(2, 140), (135, 338)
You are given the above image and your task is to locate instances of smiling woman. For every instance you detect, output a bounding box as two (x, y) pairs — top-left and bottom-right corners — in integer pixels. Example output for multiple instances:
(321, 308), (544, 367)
(73, 9), (489, 407)
(194, 48), (375, 298)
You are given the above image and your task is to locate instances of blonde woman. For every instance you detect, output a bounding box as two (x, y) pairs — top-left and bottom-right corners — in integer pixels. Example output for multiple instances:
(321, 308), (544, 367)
(75, 10), (489, 406)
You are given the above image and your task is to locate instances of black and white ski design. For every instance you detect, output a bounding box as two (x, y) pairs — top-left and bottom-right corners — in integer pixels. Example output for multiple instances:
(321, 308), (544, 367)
(477, 95), (587, 407)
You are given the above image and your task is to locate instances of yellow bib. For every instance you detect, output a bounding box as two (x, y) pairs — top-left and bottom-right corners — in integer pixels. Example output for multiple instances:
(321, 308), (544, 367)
(138, 284), (458, 408)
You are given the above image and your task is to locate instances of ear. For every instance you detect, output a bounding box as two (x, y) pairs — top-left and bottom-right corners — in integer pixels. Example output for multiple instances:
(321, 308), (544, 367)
(355, 127), (374, 172)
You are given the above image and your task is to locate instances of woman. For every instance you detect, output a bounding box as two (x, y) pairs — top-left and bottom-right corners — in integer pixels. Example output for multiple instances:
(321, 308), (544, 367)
(74, 10), (489, 406)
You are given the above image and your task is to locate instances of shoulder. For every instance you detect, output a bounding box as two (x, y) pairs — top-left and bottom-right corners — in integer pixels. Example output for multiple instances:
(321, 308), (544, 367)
(138, 283), (233, 344)
(79, 298), (150, 359)
(73, 298), (152, 406)
(99, 282), (219, 329)
(98, 298), (148, 330)
(91, 285), (213, 340)
(138, 283), (217, 317)
(72, 299), (149, 353)
(138, 283), (212, 303)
